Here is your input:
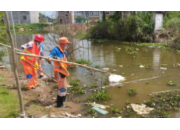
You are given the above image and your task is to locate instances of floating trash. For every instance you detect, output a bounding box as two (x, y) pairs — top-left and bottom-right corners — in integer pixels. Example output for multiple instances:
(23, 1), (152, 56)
(112, 69), (117, 72)
(119, 65), (123, 68)
(109, 74), (126, 83)
(160, 67), (167, 70)
(91, 106), (108, 115)
(167, 80), (176, 86)
(148, 46), (156, 48)
(131, 104), (154, 115)
(102, 68), (109, 71)
(139, 65), (144, 68)
(83, 102), (110, 109)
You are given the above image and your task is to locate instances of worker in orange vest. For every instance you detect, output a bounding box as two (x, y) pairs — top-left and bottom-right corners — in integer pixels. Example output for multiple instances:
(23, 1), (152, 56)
(46, 37), (74, 108)
(20, 34), (45, 90)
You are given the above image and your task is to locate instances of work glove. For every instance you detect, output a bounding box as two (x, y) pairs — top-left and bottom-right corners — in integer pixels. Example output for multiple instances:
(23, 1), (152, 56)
(34, 62), (39, 70)
(53, 56), (58, 59)
(45, 57), (51, 64)
(20, 55), (25, 61)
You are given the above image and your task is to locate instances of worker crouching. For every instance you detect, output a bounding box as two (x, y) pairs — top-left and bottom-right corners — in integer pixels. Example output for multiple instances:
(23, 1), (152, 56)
(46, 37), (74, 108)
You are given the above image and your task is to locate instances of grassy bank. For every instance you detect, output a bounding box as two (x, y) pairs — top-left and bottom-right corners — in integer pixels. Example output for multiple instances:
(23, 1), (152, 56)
(0, 87), (19, 118)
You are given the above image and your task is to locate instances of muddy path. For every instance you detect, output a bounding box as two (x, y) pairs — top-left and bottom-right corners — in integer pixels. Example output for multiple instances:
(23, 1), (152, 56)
(0, 68), (89, 118)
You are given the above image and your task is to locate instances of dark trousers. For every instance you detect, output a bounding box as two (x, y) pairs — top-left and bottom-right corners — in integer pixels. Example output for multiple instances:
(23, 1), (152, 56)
(57, 95), (66, 107)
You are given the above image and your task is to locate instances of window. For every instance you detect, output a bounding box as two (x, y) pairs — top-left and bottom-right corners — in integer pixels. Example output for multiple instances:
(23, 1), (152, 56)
(60, 19), (62, 24)
(23, 16), (26, 20)
(105, 12), (109, 14)
(67, 11), (69, 13)
(91, 11), (99, 16)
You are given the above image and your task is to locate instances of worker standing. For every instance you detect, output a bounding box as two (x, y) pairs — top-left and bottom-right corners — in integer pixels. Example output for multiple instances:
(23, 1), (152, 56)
(46, 37), (74, 108)
(20, 34), (45, 90)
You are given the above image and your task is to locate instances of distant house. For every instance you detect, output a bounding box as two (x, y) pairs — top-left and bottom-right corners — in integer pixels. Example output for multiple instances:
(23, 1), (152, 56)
(4, 11), (39, 24)
(74, 11), (115, 21)
(57, 11), (74, 24)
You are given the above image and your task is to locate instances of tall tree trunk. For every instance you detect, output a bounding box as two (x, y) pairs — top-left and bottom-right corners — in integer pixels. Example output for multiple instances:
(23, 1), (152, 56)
(4, 11), (25, 118)
(122, 11), (125, 21)
(102, 11), (106, 22)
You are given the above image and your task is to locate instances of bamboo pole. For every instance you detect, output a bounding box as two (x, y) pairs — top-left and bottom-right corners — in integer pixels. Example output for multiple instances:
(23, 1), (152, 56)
(16, 52), (113, 75)
(4, 11), (25, 118)
(149, 89), (180, 96)
(1, 43), (113, 75)
(0, 42), (56, 82)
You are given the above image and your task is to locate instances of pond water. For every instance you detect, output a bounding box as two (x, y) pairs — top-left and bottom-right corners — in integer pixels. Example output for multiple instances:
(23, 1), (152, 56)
(1, 33), (180, 118)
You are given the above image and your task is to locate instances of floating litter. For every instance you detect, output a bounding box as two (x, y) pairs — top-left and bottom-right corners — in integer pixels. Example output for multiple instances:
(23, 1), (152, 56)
(109, 74), (126, 83)
(139, 65), (144, 68)
(131, 104), (154, 115)
(160, 67), (167, 70)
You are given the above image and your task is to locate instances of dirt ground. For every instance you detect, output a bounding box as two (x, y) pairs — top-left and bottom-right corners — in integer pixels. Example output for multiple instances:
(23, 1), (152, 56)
(0, 68), (89, 118)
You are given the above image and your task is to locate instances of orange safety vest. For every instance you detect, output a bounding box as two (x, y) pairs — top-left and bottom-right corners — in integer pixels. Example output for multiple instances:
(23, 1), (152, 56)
(54, 45), (69, 76)
(20, 41), (40, 65)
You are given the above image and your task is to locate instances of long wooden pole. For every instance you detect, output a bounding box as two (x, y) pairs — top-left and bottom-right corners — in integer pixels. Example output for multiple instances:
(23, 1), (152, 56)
(1, 43), (113, 75)
(0, 43), (57, 82)
(4, 11), (25, 118)
(16, 52), (113, 75)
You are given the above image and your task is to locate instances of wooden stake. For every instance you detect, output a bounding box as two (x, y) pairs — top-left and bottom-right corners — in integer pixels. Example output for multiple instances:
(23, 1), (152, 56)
(0, 43), (113, 75)
(4, 11), (25, 118)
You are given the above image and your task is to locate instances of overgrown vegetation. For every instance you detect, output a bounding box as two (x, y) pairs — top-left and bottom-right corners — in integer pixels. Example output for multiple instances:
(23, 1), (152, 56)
(82, 104), (98, 118)
(88, 12), (154, 42)
(87, 11), (180, 49)
(127, 88), (137, 96)
(12, 23), (48, 31)
(68, 79), (85, 95)
(0, 11), (9, 44)
(75, 59), (92, 66)
(87, 88), (110, 101)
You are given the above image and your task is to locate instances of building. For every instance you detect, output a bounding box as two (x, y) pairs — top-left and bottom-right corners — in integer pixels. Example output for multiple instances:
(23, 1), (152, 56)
(4, 11), (39, 24)
(74, 11), (115, 21)
(74, 11), (90, 19)
(57, 11), (74, 24)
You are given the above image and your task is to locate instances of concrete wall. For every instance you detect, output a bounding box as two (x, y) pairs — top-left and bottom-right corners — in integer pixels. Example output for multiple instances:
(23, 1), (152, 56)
(4, 11), (39, 24)
(30, 11), (39, 23)
(58, 11), (74, 24)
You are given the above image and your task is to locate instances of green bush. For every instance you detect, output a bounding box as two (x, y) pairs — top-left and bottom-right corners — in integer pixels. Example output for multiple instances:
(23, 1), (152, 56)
(88, 15), (154, 42)
(11, 23), (48, 31)
(87, 88), (110, 101)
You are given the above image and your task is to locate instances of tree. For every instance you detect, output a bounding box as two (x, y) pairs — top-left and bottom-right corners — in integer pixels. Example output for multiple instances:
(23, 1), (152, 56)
(109, 11), (122, 22)
(0, 11), (9, 44)
(102, 11), (106, 22)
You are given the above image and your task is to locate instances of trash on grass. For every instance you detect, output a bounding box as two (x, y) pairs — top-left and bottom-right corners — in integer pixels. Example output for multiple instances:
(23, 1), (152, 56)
(91, 106), (108, 115)
(131, 104), (154, 115)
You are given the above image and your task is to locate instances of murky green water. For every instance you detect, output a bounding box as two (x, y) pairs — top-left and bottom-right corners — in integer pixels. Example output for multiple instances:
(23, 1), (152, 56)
(2, 34), (180, 117)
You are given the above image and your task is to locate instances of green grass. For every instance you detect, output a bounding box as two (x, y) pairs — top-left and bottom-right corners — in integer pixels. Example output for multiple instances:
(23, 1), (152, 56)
(0, 87), (19, 118)
(76, 33), (90, 39)
(75, 59), (92, 66)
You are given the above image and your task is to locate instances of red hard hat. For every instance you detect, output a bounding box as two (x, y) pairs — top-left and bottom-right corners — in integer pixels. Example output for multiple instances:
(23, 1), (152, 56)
(34, 34), (44, 43)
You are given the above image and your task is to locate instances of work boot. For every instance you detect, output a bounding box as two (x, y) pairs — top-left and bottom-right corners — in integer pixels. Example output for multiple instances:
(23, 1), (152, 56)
(56, 95), (63, 107)
(36, 84), (41, 87)
(31, 87), (37, 89)
(62, 96), (66, 102)
(60, 104), (68, 108)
